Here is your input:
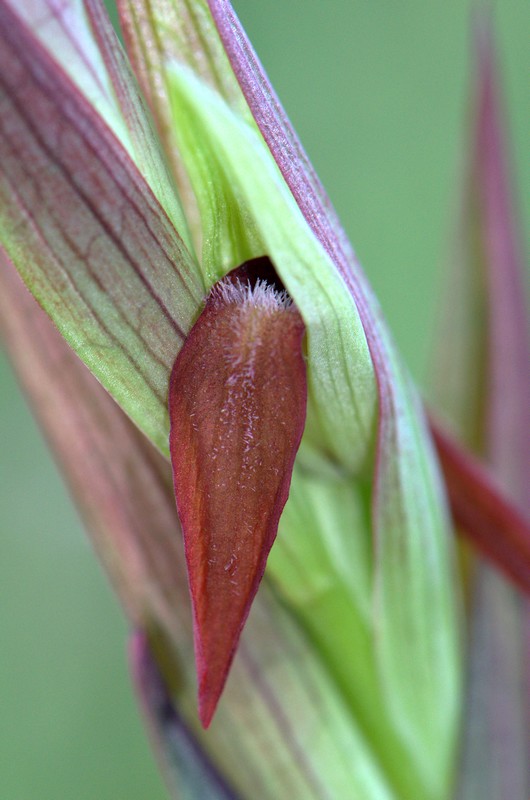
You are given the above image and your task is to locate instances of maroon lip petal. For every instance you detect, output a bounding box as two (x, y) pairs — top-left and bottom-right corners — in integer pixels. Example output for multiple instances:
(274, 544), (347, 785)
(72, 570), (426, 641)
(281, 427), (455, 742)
(168, 267), (307, 726)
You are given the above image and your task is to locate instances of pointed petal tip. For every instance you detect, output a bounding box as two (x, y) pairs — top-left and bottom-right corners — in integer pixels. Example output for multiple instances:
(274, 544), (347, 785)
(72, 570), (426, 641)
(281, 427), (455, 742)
(198, 682), (219, 730)
(195, 639), (237, 729)
(169, 261), (307, 725)
(194, 607), (247, 729)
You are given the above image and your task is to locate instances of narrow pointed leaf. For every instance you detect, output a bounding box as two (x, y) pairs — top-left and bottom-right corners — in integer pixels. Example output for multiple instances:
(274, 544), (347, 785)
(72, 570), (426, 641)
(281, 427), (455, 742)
(0, 251), (395, 800)
(169, 270), (307, 726)
(430, 20), (530, 798)
(0, 0), (203, 454)
(456, 25), (530, 798)
(473, 30), (530, 497)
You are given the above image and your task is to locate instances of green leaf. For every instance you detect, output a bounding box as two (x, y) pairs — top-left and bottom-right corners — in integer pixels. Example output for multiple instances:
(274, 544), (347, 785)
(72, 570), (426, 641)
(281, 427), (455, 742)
(116, 0), (253, 245)
(12, 0), (192, 247)
(0, 2), (203, 455)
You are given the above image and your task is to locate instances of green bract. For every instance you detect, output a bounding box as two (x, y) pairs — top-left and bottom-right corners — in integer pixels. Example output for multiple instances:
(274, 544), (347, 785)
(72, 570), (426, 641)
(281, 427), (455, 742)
(0, 1), (463, 798)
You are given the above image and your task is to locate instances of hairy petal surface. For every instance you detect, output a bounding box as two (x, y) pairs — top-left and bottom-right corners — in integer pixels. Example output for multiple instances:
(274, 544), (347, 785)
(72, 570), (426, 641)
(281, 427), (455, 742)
(169, 272), (307, 726)
(0, 0), (203, 454)
(0, 252), (395, 800)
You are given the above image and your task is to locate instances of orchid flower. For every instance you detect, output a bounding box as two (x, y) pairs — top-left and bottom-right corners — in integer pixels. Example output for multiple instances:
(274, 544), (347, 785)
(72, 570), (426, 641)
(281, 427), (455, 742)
(0, 2), (528, 799)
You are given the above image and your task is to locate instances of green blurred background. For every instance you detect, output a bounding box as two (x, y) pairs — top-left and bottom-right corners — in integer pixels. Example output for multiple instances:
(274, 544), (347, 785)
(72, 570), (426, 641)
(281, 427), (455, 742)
(1, 2), (528, 797)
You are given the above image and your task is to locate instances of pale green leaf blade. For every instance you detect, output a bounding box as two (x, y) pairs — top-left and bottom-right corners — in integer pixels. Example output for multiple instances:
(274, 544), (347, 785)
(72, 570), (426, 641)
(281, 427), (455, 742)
(116, 0), (252, 244)
(11, 0), (192, 245)
(0, 1), (203, 454)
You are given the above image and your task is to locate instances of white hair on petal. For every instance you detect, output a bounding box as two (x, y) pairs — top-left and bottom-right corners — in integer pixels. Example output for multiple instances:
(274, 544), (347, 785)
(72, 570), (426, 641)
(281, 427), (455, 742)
(210, 277), (293, 312)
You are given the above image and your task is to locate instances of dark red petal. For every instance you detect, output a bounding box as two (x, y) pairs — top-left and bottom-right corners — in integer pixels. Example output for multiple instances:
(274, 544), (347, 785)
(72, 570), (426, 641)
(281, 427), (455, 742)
(168, 275), (306, 727)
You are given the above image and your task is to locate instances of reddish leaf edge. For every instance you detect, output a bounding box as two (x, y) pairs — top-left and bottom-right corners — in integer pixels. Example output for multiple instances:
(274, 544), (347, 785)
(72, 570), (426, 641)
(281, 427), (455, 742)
(431, 418), (530, 595)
